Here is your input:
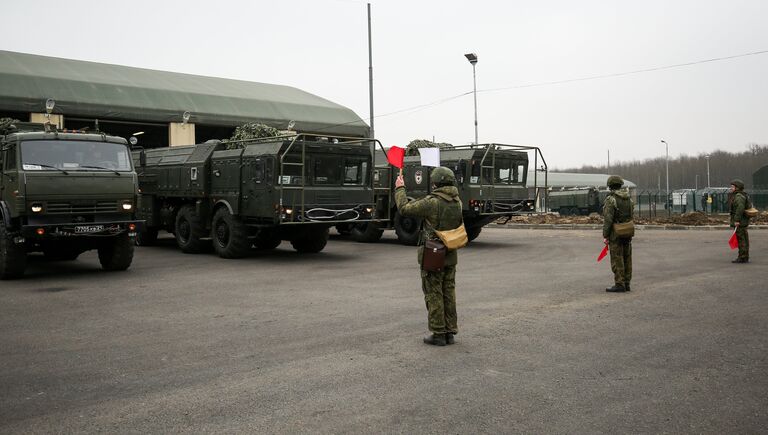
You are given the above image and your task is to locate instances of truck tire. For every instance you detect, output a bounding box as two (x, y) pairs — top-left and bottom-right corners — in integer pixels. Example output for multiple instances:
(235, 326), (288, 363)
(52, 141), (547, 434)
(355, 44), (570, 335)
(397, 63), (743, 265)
(135, 227), (159, 246)
(351, 222), (383, 243)
(467, 226), (482, 242)
(211, 208), (251, 259)
(394, 212), (421, 246)
(98, 233), (134, 271)
(175, 205), (205, 254)
(290, 226), (329, 253)
(254, 231), (282, 250)
(0, 221), (26, 280)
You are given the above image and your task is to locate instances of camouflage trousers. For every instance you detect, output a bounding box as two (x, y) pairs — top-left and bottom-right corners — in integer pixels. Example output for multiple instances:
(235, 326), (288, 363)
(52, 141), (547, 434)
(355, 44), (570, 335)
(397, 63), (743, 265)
(609, 239), (632, 287)
(420, 266), (458, 334)
(736, 227), (749, 260)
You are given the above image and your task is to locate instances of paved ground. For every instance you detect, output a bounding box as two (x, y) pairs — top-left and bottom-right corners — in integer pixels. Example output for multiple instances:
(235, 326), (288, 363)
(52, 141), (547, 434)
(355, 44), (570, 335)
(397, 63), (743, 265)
(1, 228), (766, 434)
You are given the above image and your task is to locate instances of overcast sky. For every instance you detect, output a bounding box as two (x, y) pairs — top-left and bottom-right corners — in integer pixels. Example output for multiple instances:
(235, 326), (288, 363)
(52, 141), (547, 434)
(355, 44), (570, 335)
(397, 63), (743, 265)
(2, 0), (766, 168)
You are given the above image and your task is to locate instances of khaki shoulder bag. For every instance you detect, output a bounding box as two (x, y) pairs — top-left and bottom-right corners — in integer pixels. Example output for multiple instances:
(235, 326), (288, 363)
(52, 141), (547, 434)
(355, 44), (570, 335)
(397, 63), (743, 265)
(744, 193), (759, 218)
(611, 195), (635, 239)
(431, 195), (468, 251)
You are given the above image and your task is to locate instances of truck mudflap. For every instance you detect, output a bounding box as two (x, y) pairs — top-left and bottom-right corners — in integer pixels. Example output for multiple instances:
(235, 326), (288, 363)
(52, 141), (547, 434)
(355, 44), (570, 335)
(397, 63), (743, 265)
(20, 220), (143, 240)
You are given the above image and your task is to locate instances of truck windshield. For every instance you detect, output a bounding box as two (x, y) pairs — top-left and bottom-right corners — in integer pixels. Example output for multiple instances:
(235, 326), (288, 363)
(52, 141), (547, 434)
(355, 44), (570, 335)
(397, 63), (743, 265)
(471, 158), (526, 185)
(20, 140), (132, 172)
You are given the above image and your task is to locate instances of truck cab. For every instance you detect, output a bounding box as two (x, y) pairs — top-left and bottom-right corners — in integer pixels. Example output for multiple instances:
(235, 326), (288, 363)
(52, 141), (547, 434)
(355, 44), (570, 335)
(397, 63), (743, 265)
(1, 123), (140, 279)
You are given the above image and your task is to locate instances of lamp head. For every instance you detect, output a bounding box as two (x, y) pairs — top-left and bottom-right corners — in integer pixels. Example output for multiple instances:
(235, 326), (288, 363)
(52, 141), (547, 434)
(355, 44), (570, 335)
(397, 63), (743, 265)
(45, 98), (55, 114)
(182, 111), (191, 124)
(464, 53), (478, 65)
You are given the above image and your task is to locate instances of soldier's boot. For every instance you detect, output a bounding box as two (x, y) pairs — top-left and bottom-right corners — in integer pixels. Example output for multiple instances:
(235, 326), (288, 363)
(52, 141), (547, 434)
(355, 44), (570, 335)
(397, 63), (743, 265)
(605, 284), (626, 292)
(732, 258), (748, 264)
(625, 283), (630, 292)
(446, 333), (455, 345)
(423, 333), (446, 346)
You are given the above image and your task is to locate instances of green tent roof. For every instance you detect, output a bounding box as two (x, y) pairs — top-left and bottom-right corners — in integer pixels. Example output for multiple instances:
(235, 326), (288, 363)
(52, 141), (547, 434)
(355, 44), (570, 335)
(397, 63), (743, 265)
(0, 50), (369, 137)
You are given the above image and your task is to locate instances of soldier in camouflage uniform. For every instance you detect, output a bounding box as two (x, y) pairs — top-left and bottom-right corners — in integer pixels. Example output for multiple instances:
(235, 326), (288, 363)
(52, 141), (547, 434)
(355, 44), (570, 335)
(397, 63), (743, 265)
(602, 175), (634, 292)
(395, 167), (463, 346)
(729, 179), (750, 263)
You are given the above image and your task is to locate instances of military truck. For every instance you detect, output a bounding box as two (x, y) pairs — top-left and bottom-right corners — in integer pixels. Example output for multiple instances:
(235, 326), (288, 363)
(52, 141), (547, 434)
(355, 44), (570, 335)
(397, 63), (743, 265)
(346, 143), (546, 244)
(133, 134), (378, 258)
(1, 122), (140, 279)
(548, 187), (608, 215)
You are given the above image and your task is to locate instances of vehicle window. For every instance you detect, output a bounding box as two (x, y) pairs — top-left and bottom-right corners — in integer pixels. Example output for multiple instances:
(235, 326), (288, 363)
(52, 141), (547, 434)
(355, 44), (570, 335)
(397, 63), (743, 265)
(344, 159), (368, 185)
(313, 156), (341, 185)
(4, 146), (16, 170)
(279, 155), (303, 185)
(20, 140), (132, 172)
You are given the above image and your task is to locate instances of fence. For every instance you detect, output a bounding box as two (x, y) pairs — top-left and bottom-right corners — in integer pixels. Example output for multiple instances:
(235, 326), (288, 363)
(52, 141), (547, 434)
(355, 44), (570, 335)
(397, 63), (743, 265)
(634, 188), (768, 218)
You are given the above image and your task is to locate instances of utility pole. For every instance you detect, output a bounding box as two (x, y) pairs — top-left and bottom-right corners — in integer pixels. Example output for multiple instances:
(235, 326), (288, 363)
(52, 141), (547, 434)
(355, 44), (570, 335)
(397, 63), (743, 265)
(367, 3), (374, 138)
(607, 149), (610, 171)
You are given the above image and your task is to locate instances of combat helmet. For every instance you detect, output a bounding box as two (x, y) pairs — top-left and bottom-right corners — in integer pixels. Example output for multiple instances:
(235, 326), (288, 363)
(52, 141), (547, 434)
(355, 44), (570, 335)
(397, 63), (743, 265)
(730, 179), (745, 190)
(431, 166), (456, 186)
(607, 175), (624, 189)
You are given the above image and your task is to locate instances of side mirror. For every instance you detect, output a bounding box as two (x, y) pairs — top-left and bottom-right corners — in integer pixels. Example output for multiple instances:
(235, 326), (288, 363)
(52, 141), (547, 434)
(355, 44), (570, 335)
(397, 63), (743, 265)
(139, 150), (147, 167)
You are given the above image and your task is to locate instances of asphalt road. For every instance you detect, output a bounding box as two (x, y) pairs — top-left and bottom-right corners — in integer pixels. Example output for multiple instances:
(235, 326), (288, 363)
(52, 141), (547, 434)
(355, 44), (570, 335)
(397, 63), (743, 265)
(1, 228), (766, 434)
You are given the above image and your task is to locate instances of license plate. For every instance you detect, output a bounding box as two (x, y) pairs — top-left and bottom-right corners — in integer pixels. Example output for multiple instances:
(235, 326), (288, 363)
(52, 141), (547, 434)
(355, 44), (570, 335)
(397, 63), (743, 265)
(74, 225), (105, 233)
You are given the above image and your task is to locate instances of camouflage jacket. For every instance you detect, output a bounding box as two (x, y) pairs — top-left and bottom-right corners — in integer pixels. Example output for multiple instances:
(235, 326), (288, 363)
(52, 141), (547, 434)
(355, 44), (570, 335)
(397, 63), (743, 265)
(602, 189), (634, 240)
(729, 191), (749, 227)
(395, 185), (463, 266)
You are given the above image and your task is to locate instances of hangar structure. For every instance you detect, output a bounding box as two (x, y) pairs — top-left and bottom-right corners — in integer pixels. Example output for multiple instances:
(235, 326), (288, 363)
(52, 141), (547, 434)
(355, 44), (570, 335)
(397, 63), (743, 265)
(0, 50), (369, 148)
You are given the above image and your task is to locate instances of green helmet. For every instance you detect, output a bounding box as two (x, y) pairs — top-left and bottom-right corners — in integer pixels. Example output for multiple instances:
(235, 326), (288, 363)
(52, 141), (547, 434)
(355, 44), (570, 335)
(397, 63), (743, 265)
(431, 166), (456, 186)
(607, 175), (623, 188)
(730, 179), (745, 190)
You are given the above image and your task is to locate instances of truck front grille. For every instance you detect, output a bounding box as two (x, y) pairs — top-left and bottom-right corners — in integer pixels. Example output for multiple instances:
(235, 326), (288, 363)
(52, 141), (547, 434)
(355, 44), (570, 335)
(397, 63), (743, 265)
(45, 201), (117, 214)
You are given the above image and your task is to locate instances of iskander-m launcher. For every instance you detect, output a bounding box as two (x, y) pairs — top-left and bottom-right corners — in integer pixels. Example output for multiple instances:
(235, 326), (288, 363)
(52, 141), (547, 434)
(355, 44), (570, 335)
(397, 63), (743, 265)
(133, 134), (381, 258)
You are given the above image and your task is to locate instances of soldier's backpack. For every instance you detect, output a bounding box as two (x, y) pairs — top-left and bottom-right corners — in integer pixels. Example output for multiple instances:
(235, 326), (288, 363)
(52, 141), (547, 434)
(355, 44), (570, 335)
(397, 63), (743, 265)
(611, 194), (635, 239)
(744, 194), (759, 218)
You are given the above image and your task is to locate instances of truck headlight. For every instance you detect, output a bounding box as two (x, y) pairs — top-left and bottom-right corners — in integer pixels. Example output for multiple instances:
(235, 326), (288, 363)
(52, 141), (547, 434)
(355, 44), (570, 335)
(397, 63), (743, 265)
(122, 202), (133, 211)
(31, 204), (43, 213)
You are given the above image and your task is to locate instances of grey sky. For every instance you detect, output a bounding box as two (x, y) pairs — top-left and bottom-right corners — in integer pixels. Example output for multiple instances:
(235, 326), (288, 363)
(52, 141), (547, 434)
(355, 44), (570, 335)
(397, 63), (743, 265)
(2, 0), (766, 168)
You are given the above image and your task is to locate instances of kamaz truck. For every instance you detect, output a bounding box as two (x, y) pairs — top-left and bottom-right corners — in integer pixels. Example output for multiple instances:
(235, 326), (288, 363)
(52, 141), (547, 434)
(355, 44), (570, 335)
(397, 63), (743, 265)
(548, 187), (608, 216)
(346, 143), (547, 244)
(133, 134), (378, 258)
(1, 123), (140, 279)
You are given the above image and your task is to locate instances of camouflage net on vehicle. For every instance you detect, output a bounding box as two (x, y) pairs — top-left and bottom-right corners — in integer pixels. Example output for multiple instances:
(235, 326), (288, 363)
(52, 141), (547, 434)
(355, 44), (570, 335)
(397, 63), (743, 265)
(226, 122), (280, 149)
(405, 139), (453, 156)
(0, 117), (20, 134)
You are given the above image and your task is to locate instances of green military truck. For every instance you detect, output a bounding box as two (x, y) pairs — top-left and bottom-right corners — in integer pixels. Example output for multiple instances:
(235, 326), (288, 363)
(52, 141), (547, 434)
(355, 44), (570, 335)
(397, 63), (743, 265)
(133, 134), (378, 258)
(548, 187), (608, 215)
(346, 143), (547, 244)
(1, 122), (140, 279)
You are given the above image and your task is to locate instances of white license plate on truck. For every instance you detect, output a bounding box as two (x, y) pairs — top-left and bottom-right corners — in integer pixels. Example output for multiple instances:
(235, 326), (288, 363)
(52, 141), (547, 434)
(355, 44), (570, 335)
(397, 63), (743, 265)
(74, 225), (104, 233)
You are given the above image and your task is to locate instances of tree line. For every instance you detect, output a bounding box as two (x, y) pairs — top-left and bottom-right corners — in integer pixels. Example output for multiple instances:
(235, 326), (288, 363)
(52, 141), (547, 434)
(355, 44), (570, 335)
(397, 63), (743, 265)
(560, 144), (768, 190)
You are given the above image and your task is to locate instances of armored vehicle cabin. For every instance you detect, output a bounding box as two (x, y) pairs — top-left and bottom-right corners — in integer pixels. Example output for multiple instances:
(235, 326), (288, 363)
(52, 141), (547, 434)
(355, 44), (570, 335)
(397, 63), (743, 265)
(1, 123), (140, 279)
(348, 144), (545, 244)
(134, 135), (377, 258)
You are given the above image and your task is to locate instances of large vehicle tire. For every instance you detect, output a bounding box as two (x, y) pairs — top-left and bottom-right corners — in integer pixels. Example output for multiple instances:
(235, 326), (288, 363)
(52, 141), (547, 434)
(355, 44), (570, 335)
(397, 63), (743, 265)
(467, 226), (483, 242)
(43, 246), (82, 261)
(290, 226), (329, 253)
(135, 227), (159, 246)
(394, 212), (421, 246)
(0, 221), (26, 280)
(254, 231), (282, 250)
(98, 233), (134, 271)
(211, 208), (251, 259)
(175, 205), (205, 254)
(351, 222), (384, 243)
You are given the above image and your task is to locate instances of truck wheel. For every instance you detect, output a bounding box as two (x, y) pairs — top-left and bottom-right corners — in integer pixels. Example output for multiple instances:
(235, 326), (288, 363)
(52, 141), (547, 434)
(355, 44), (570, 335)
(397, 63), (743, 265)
(467, 226), (482, 242)
(98, 233), (134, 271)
(175, 205), (204, 254)
(0, 222), (26, 280)
(394, 212), (421, 246)
(351, 222), (383, 243)
(135, 227), (159, 246)
(254, 231), (282, 250)
(290, 226), (329, 253)
(211, 208), (251, 259)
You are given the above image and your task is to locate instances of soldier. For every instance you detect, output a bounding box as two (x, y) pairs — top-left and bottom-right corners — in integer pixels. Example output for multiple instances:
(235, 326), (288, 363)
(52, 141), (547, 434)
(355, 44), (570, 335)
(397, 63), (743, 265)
(602, 175), (634, 292)
(395, 167), (463, 346)
(729, 179), (750, 263)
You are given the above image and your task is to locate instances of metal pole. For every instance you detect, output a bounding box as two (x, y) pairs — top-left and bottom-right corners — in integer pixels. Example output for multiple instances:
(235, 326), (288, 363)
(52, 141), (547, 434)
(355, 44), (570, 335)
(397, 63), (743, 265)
(472, 63), (478, 145)
(706, 154), (711, 188)
(662, 140), (669, 216)
(367, 3), (374, 138)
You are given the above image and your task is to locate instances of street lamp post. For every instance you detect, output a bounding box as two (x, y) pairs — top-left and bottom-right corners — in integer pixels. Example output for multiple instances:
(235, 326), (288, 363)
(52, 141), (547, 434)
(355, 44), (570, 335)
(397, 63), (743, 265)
(705, 154), (711, 188)
(661, 140), (670, 216)
(464, 53), (478, 145)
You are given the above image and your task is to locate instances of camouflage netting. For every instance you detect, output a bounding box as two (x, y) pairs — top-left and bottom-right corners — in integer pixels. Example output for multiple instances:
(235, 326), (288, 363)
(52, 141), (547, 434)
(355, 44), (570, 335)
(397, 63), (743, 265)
(0, 117), (20, 134)
(226, 122), (280, 149)
(405, 139), (453, 156)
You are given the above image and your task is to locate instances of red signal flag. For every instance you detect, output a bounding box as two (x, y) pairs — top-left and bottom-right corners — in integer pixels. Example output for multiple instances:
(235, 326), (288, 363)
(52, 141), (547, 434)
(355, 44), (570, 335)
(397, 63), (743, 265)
(597, 244), (609, 262)
(728, 229), (739, 250)
(386, 146), (405, 169)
